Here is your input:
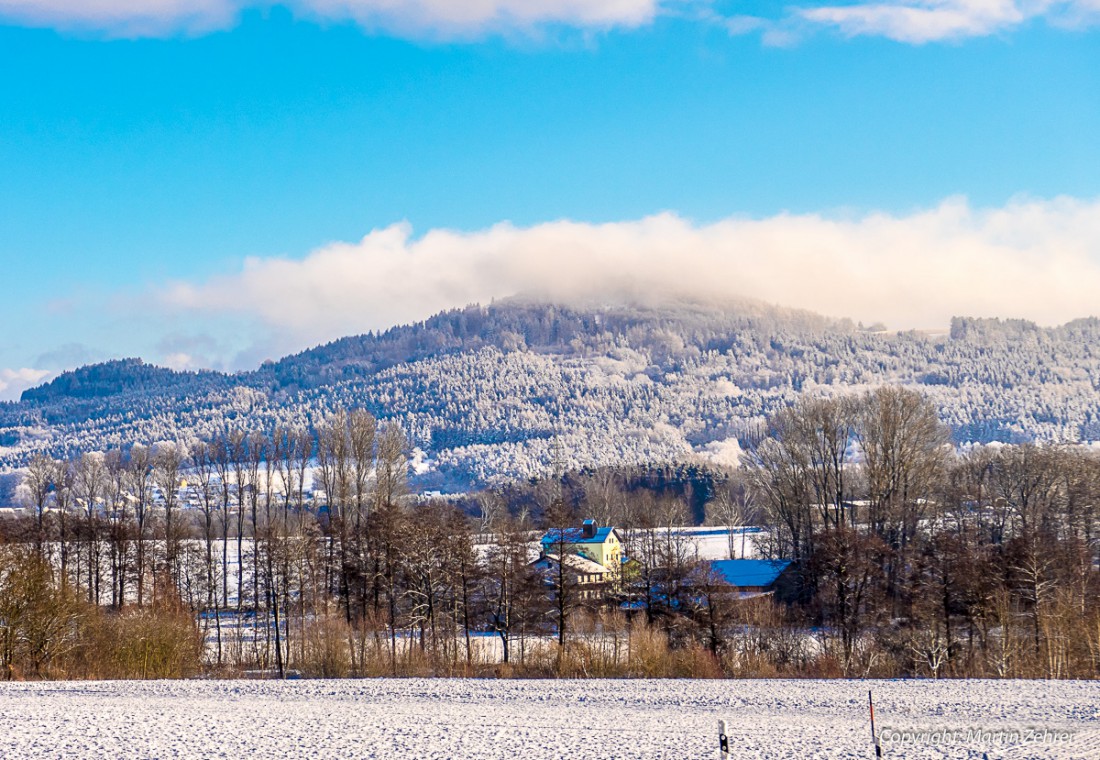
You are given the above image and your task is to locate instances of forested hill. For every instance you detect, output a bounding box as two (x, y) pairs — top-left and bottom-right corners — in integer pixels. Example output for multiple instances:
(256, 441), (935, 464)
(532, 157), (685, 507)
(22, 296), (839, 401)
(20, 359), (229, 403)
(5, 298), (1100, 490)
(249, 296), (836, 389)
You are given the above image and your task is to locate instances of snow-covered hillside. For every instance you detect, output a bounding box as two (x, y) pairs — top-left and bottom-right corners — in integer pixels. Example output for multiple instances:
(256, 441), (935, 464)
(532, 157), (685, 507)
(5, 298), (1100, 490)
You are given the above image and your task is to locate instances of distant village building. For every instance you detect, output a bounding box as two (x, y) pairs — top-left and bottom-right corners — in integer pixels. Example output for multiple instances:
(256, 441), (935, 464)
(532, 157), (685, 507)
(531, 553), (612, 600)
(536, 519), (626, 599)
(703, 559), (795, 599)
(540, 519), (624, 576)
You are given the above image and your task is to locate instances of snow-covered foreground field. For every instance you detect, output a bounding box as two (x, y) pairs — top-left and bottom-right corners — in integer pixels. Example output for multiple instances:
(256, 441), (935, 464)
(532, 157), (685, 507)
(0, 678), (1096, 759)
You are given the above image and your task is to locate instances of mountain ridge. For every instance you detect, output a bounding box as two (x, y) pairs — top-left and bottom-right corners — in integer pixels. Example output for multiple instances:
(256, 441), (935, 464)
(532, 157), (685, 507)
(21, 295), (851, 403)
(7, 298), (1100, 491)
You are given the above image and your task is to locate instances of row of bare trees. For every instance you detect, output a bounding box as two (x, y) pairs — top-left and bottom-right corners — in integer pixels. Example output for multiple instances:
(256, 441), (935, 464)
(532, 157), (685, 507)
(740, 387), (1100, 678)
(3, 409), (573, 677)
(3, 404), (752, 678)
(4, 389), (1100, 680)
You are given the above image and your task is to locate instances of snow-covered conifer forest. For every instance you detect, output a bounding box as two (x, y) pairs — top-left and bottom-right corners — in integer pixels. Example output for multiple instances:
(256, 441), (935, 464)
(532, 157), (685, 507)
(3, 297), (1100, 493)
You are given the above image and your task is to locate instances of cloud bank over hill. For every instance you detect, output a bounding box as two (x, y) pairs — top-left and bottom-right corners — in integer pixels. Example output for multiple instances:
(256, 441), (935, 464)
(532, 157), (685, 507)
(0, 368), (50, 402)
(161, 195), (1100, 351)
(1, 0), (1096, 40)
(5, 194), (1098, 402)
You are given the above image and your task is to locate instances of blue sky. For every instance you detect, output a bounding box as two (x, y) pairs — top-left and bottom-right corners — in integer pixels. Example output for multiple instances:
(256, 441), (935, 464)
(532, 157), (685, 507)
(1, 1), (1099, 399)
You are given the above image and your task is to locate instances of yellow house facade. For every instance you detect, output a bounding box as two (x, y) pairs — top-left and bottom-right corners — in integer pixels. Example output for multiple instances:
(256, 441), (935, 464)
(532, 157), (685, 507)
(540, 519), (624, 576)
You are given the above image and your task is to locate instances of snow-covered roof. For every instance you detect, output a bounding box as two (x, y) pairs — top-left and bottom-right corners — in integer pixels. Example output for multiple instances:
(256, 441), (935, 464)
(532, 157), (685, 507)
(541, 525), (617, 546)
(539, 553), (609, 576)
(708, 559), (792, 588)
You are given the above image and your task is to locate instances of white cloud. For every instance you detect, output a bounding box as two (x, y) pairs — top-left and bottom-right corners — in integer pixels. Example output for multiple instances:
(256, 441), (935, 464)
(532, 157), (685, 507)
(794, 0), (1099, 43)
(162, 353), (196, 370)
(0, 0), (664, 37)
(292, 0), (660, 35)
(3, 0), (1095, 39)
(159, 195), (1100, 362)
(0, 368), (52, 402)
(0, 0), (242, 36)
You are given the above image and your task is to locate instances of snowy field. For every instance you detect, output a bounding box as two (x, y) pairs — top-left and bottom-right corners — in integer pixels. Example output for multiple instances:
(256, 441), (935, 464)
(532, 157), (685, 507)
(0, 678), (1097, 759)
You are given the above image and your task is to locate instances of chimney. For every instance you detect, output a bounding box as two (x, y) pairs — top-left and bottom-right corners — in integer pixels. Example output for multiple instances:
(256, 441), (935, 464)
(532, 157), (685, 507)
(582, 519), (597, 539)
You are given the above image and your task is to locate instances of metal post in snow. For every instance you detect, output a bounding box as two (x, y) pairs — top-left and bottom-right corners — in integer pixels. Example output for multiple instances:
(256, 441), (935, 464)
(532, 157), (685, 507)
(869, 690), (882, 758)
(718, 719), (730, 759)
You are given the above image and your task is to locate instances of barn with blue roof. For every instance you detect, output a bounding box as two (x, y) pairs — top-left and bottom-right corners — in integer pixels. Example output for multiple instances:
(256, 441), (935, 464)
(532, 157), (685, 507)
(705, 559), (795, 597)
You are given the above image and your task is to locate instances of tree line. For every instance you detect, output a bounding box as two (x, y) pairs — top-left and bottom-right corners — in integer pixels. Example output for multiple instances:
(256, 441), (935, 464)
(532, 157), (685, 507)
(0, 403), (737, 679)
(739, 386), (1100, 678)
(1, 389), (1099, 680)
